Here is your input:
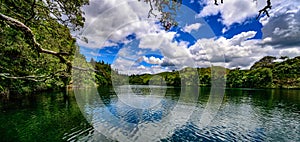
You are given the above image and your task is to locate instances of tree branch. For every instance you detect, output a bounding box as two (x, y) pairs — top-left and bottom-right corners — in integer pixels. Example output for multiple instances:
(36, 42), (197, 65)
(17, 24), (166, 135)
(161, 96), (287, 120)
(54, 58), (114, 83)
(0, 13), (103, 82)
(24, 0), (36, 24)
(148, 0), (157, 18)
(256, 0), (272, 19)
(0, 13), (69, 64)
(72, 66), (98, 72)
(0, 64), (99, 82)
(0, 73), (51, 82)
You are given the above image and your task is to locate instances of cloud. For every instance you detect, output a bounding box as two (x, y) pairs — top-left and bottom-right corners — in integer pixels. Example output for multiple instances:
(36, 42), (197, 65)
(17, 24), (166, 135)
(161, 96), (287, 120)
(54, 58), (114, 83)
(113, 29), (300, 74)
(83, 0), (300, 74)
(139, 31), (266, 70)
(198, 0), (258, 27)
(227, 31), (257, 45)
(143, 56), (163, 65)
(137, 65), (146, 70)
(112, 57), (170, 75)
(138, 31), (193, 68)
(139, 31), (176, 50)
(260, 0), (300, 48)
(77, 0), (162, 48)
(278, 48), (300, 58)
(188, 31), (274, 69)
(183, 23), (202, 33)
(190, 0), (300, 69)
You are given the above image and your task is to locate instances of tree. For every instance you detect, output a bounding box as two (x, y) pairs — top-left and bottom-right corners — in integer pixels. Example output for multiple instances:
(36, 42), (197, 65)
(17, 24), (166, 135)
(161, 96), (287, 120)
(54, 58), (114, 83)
(256, 0), (272, 19)
(214, 0), (223, 5)
(226, 69), (246, 88)
(140, 0), (182, 30)
(250, 56), (277, 70)
(0, 0), (89, 94)
(141, 0), (273, 30)
(245, 68), (273, 88)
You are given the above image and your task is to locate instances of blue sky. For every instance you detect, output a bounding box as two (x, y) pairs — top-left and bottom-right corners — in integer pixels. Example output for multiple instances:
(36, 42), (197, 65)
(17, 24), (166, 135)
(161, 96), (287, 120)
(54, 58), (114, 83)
(77, 0), (300, 74)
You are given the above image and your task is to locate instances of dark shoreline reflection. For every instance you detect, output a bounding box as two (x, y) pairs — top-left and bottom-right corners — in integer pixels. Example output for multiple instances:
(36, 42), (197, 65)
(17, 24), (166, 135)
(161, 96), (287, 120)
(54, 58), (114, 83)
(0, 91), (91, 142)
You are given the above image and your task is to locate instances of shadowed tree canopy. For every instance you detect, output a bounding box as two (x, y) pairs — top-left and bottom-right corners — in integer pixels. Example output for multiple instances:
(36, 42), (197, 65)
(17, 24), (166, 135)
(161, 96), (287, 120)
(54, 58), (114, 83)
(141, 0), (273, 30)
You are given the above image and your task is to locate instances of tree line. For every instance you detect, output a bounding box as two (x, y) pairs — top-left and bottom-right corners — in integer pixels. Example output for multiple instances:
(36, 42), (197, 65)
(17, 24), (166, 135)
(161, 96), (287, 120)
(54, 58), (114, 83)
(69, 55), (300, 89)
(0, 0), (290, 95)
(129, 56), (300, 89)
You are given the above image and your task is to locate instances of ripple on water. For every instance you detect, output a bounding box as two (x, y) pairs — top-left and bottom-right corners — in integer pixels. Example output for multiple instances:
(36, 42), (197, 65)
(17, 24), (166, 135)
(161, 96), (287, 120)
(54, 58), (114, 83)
(68, 87), (300, 141)
(160, 123), (267, 142)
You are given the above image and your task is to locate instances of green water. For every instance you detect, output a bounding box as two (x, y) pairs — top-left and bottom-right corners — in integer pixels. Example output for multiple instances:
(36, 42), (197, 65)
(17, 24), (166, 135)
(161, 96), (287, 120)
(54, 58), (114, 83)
(0, 87), (299, 141)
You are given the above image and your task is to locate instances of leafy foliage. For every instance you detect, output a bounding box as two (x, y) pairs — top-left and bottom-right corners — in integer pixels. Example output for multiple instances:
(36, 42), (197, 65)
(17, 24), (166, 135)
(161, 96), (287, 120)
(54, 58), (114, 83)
(126, 56), (300, 89)
(250, 56), (277, 70)
(139, 0), (182, 30)
(227, 56), (300, 88)
(93, 59), (112, 86)
(0, 0), (88, 94)
(140, 0), (273, 30)
(0, 0), (297, 95)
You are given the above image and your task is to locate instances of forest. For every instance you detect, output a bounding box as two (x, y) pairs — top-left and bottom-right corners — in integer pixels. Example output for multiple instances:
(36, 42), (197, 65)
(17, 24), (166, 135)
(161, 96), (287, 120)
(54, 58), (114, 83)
(1, 0), (299, 95)
(57, 55), (300, 89)
(128, 56), (300, 89)
(79, 55), (300, 89)
(3, 52), (299, 95)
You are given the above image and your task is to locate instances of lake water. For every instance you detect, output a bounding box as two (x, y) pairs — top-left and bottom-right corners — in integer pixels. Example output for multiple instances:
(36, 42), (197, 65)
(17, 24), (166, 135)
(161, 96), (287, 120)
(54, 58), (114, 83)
(0, 86), (299, 141)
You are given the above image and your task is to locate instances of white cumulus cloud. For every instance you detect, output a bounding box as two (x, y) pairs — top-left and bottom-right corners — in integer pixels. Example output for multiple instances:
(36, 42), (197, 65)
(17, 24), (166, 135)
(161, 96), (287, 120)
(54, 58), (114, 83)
(198, 0), (258, 27)
(183, 23), (202, 33)
(143, 56), (164, 65)
(77, 0), (162, 48)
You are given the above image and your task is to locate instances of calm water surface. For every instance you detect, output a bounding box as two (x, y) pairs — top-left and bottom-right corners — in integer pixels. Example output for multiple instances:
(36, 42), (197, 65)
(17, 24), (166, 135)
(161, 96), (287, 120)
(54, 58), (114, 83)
(0, 86), (299, 141)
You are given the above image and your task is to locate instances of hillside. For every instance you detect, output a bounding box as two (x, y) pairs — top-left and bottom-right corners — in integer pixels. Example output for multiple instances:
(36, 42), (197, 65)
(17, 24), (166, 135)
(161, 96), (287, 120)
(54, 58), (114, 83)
(127, 56), (300, 88)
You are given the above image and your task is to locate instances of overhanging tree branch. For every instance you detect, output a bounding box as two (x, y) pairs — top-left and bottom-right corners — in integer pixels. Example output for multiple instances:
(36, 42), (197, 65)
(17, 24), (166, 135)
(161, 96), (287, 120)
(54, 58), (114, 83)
(0, 13), (70, 64)
(0, 73), (51, 82)
(0, 13), (99, 75)
(214, 0), (223, 5)
(141, 0), (273, 28)
(256, 0), (272, 19)
(72, 66), (98, 72)
(148, 0), (157, 18)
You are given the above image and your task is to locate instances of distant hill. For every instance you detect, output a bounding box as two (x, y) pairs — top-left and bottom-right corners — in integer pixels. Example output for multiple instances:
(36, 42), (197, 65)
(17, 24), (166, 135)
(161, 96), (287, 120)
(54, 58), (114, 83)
(92, 56), (300, 89)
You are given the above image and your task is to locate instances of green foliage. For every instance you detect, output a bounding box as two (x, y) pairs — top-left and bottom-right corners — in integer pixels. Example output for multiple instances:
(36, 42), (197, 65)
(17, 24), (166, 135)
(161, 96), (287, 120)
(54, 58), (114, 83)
(0, 0), (298, 94)
(226, 69), (247, 88)
(71, 50), (96, 88)
(72, 57), (113, 87)
(94, 60), (112, 86)
(0, 0), (88, 94)
(125, 56), (300, 89)
(272, 56), (300, 88)
(0, 92), (91, 142)
(227, 56), (300, 88)
(140, 0), (182, 30)
(250, 56), (277, 70)
(244, 68), (273, 88)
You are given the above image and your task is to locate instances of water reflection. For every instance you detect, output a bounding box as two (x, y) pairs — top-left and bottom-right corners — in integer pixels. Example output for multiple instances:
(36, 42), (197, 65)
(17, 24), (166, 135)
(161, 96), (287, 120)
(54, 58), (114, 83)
(0, 91), (91, 142)
(73, 86), (300, 142)
(0, 87), (299, 141)
(75, 85), (199, 142)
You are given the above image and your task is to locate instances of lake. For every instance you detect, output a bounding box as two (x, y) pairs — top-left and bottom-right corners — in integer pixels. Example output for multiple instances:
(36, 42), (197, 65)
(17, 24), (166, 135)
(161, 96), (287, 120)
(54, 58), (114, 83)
(0, 86), (299, 141)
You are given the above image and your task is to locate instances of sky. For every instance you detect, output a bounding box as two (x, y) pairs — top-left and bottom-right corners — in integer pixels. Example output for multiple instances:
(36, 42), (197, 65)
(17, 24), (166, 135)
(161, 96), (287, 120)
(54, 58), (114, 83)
(75, 0), (300, 75)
